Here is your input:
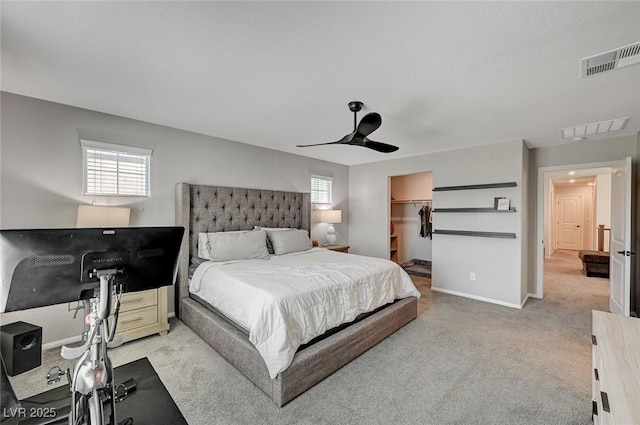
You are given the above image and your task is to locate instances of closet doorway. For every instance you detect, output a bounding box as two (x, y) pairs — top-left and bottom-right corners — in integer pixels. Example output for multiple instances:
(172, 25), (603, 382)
(389, 172), (433, 277)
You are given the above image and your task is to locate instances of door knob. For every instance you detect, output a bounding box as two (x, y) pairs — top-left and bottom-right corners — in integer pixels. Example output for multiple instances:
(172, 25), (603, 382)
(576, 225), (580, 228)
(617, 250), (637, 256)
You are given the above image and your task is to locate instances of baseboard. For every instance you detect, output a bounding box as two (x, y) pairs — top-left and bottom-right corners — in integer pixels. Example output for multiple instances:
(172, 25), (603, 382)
(431, 286), (523, 309)
(520, 293), (537, 308)
(530, 291), (543, 300)
(42, 334), (83, 351)
(43, 313), (176, 350)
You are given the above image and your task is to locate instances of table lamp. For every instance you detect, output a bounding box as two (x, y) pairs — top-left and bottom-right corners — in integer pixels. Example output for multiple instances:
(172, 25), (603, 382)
(319, 210), (342, 245)
(76, 205), (131, 227)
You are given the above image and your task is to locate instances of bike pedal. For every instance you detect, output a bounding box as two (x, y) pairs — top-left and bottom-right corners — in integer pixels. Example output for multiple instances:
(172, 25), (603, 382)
(46, 365), (65, 384)
(114, 378), (136, 403)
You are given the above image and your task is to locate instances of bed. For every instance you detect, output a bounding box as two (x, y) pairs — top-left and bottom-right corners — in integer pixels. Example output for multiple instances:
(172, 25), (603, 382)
(175, 182), (419, 406)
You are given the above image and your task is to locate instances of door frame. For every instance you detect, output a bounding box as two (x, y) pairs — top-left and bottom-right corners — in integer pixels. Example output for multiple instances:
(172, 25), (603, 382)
(609, 156), (632, 315)
(535, 160), (618, 299)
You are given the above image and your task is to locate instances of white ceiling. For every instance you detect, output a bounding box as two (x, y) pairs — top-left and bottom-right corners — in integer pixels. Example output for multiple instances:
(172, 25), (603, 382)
(2, 1), (639, 166)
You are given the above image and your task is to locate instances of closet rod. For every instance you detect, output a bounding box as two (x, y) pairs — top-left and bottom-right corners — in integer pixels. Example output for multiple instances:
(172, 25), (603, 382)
(390, 199), (432, 207)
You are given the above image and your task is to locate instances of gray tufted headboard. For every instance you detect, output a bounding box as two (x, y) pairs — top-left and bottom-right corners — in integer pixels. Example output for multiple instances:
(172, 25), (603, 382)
(174, 183), (311, 316)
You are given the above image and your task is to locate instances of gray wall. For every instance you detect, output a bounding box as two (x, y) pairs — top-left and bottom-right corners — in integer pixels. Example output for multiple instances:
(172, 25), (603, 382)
(521, 141), (530, 301)
(0, 92), (349, 345)
(349, 139), (528, 308)
(528, 134), (639, 315)
(2, 91), (636, 349)
(636, 135), (640, 316)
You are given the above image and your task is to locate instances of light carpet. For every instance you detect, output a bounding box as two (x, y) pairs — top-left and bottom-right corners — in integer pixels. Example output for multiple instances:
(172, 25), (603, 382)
(9, 249), (609, 424)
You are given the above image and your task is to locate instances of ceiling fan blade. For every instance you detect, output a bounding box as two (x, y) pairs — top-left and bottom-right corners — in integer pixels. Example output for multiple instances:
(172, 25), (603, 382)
(296, 141), (342, 148)
(356, 112), (382, 137)
(296, 105), (391, 152)
(363, 139), (399, 153)
(296, 134), (351, 148)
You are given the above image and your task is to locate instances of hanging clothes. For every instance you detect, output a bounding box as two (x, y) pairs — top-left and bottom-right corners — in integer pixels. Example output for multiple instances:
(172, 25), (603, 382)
(418, 204), (432, 239)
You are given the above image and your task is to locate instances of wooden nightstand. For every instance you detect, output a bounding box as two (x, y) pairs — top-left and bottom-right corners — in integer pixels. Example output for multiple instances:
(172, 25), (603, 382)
(323, 244), (350, 253)
(111, 287), (169, 342)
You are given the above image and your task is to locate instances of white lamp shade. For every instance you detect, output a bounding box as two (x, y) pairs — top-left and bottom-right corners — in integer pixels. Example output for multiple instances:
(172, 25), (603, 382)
(76, 205), (131, 228)
(318, 209), (342, 224)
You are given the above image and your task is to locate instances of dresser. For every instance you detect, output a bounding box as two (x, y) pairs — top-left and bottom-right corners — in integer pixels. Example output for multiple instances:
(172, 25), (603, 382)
(112, 287), (169, 342)
(591, 310), (640, 424)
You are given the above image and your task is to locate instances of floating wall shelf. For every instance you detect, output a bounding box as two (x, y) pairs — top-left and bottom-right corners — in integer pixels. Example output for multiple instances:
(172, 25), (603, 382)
(431, 182), (518, 239)
(433, 229), (517, 239)
(432, 182), (517, 192)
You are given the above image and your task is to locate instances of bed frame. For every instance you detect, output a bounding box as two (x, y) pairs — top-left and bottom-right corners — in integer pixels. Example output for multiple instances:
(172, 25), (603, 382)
(175, 182), (418, 406)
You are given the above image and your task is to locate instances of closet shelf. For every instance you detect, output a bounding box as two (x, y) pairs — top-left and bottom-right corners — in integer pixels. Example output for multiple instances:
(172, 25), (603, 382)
(433, 207), (516, 213)
(433, 229), (517, 239)
(391, 199), (431, 204)
(432, 182), (517, 192)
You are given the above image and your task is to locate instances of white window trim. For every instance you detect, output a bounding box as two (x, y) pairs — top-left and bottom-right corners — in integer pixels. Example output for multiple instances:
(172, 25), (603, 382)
(81, 139), (152, 197)
(311, 175), (333, 205)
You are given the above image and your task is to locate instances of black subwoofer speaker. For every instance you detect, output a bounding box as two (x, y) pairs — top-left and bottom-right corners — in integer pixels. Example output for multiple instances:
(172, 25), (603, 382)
(0, 321), (42, 376)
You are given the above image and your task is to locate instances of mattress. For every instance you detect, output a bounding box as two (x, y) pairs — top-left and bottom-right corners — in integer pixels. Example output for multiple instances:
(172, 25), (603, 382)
(190, 248), (420, 378)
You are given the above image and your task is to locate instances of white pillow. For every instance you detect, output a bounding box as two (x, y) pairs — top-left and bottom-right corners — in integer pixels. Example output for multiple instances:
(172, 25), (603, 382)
(254, 227), (293, 254)
(267, 229), (312, 255)
(207, 230), (269, 262)
(198, 230), (251, 258)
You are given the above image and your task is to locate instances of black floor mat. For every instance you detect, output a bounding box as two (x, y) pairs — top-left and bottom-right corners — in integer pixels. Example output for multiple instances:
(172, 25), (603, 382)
(400, 259), (431, 278)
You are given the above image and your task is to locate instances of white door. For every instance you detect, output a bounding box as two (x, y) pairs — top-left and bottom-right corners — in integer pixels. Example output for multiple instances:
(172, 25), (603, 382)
(556, 194), (583, 250)
(609, 157), (632, 316)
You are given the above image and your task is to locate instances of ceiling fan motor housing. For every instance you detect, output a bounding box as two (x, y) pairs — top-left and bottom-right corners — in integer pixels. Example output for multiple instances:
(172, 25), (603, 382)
(348, 101), (363, 112)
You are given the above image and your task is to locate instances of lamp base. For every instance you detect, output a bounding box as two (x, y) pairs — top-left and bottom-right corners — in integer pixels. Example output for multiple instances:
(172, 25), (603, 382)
(326, 224), (336, 245)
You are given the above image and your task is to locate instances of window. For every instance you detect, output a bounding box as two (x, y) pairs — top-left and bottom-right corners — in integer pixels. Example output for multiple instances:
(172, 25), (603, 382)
(81, 139), (152, 197)
(311, 175), (333, 204)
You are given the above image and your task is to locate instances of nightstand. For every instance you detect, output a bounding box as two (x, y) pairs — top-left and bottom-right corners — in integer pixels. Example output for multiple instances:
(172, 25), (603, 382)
(323, 244), (350, 253)
(111, 287), (169, 342)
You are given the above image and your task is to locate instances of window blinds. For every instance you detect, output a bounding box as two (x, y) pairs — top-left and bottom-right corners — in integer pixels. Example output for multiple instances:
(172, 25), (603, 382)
(311, 175), (333, 204)
(81, 139), (152, 197)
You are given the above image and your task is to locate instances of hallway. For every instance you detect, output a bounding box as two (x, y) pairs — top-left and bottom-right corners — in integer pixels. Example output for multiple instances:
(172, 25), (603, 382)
(544, 249), (609, 312)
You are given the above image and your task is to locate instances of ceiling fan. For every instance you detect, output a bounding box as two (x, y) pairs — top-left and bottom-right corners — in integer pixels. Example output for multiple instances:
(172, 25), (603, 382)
(296, 101), (399, 153)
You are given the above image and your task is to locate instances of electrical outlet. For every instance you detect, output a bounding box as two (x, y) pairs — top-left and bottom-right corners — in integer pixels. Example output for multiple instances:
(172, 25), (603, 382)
(469, 272), (476, 281)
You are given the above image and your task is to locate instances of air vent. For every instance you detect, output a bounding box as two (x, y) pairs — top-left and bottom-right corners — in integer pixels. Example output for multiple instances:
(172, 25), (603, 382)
(32, 255), (75, 267)
(561, 117), (629, 140)
(581, 41), (640, 78)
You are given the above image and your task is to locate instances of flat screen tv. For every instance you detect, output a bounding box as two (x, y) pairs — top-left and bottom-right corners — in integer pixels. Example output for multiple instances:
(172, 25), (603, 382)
(0, 227), (184, 313)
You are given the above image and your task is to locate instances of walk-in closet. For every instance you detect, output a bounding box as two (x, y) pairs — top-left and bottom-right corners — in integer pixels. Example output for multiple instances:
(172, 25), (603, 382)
(389, 172), (433, 276)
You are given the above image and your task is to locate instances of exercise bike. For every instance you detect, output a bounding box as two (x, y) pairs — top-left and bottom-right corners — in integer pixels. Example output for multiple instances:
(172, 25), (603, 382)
(61, 268), (128, 425)
(0, 226), (184, 425)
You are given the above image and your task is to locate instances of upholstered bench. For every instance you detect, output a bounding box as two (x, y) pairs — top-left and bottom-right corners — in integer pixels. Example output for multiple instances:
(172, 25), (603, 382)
(578, 250), (610, 278)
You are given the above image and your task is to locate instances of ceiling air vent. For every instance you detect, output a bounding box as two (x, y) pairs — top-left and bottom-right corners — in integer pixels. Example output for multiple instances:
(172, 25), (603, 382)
(561, 117), (629, 141)
(581, 41), (640, 78)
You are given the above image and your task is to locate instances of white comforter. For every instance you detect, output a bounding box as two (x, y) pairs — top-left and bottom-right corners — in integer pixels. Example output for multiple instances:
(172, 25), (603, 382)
(190, 248), (420, 379)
